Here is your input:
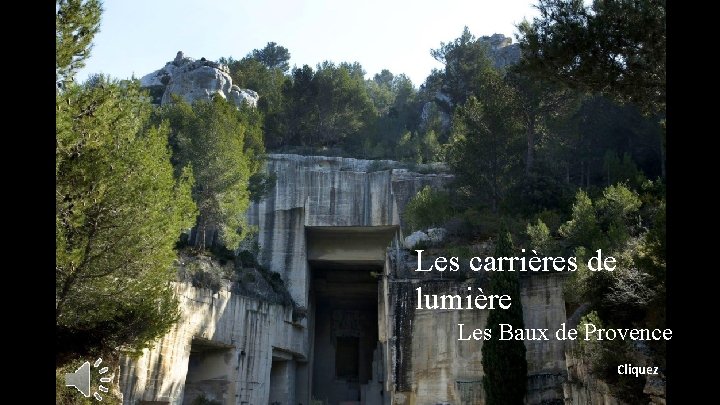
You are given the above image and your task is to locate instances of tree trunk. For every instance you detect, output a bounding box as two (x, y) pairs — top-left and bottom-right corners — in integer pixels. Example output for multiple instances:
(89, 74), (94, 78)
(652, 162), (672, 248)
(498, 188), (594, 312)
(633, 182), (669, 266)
(566, 164), (570, 184)
(194, 220), (207, 250)
(525, 116), (536, 175)
(586, 162), (590, 189)
(659, 125), (666, 179)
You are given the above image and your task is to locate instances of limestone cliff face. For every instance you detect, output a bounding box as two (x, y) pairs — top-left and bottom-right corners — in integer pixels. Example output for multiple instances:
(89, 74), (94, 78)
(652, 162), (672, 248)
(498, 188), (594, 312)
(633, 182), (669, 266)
(119, 281), (303, 405)
(140, 51), (259, 108)
(480, 33), (521, 69)
(389, 249), (569, 405)
(246, 154), (453, 308)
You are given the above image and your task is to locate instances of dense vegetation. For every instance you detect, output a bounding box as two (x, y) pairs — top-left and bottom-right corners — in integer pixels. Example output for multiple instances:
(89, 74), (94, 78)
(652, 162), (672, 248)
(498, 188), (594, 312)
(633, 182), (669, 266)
(152, 96), (266, 250)
(56, 1), (265, 401)
(57, 0), (665, 402)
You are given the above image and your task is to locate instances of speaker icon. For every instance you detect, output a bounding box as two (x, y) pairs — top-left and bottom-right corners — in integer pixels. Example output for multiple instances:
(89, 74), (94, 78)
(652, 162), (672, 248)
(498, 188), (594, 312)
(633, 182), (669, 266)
(65, 361), (90, 397)
(64, 358), (113, 401)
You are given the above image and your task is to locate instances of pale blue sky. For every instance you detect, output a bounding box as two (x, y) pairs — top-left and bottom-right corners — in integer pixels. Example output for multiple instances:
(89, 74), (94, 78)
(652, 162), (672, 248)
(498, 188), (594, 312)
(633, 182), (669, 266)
(77, 0), (539, 87)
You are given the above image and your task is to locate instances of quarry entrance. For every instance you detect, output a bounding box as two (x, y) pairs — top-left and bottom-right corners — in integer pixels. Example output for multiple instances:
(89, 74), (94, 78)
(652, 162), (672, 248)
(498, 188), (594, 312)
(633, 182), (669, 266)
(306, 226), (396, 405)
(182, 338), (235, 404)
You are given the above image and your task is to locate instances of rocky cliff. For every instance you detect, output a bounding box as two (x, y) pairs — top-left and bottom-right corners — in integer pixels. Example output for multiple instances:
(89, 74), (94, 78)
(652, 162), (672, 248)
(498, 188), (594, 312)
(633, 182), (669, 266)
(140, 51), (259, 107)
(480, 33), (521, 69)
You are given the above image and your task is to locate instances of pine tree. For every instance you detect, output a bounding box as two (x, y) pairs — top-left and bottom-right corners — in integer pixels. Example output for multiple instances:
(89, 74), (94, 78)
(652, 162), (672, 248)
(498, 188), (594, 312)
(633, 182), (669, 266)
(56, 0), (102, 86)
(481, 231), (528, 405)
(157, 96), (265, 250)
(517, 0), (665, 115)
(56, 1), (196, 365)
(56, 76), (197, 365)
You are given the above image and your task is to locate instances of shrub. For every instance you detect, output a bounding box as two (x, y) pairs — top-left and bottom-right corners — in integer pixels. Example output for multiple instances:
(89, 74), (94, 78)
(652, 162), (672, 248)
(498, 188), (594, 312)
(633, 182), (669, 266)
(403, 185), (452, 231)
(191, 395), (222, 405)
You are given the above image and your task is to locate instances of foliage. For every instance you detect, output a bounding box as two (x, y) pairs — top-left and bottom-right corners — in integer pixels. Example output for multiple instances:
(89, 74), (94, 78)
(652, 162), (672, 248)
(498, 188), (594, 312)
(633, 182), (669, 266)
(447, 90), (523, 213)
(574, 311), (648, 403)
(279, 62), (376, 148)
(481, 231), (527, 405)
(430, 26), (495, 108)
(517, 0), (666, 114)
(526, 218), (557, 255)
(56, 76), (197, 366)
(602, 151), (646, 189)
(396, 129), (441, 163)
(248, 171), (277, 203)
(156, 96), (265, 250)
(558, 184), (641, 254)
(56, 358), (122, 404)
(56, 0), (102, 85)
(505, 66), (578, 174)
(224, 52), (289, 149)
(358, 72), (425, 160)
(179, 260), (225, 293)
(505, 166), (576, 216)
(366, 69), (396, 115)
(554, 95), (664, 185)
(403, 186), (453, 232)
(557, 190), (603, 251)
(191, 395), (223, 405)
(249, 41), (291, 72)
(225, 44), (426, 160)
(551, 183), (664, 400)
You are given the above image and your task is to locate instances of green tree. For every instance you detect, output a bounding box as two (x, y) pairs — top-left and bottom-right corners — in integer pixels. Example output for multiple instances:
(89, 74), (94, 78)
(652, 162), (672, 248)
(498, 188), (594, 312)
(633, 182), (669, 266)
(403, 185), (452, 232)
(225, 56), (290, 149)
(279, 62), (376, 149)
(430, 26), (495, 108)
(553, 184), (664, 401)
(447, 84), (523, 213)
(360, 71), (422, 160)
(157, 96), (265, 250)
(281, 64), (317, 146)
(518, 0), (666, 178)
(366, 70), (396, 115)
(481, 231), (527, 405)
(56, 76), (197, 365)
(312, 61), (376, 147)
(56, 0), (102, 85)
(517, 0), (665, 114)
(505, 67), (577, 175)
(250, 41), (291, 72)
(389, 74), (419, 127)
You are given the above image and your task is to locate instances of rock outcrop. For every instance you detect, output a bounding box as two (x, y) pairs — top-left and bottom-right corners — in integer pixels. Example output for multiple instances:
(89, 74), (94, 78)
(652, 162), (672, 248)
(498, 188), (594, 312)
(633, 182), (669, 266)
(140, 51), (259, 108)
(480, 33), (521, 68)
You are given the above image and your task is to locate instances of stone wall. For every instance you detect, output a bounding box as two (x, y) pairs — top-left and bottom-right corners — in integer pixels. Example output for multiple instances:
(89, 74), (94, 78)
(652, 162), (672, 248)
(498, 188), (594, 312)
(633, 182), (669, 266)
(119, 282), (304, 405)
(386, 250), (569, 405)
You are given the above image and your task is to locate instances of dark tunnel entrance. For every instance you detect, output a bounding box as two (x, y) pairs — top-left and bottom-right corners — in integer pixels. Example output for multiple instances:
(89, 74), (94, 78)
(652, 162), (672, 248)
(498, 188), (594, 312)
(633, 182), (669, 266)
(311, 263), (380, 404)
(305, 226), (395, 405)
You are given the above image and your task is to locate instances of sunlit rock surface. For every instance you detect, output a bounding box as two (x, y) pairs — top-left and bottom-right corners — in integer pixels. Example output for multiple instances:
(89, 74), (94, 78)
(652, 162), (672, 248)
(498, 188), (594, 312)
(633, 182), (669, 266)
(140, 51), (258, 108)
